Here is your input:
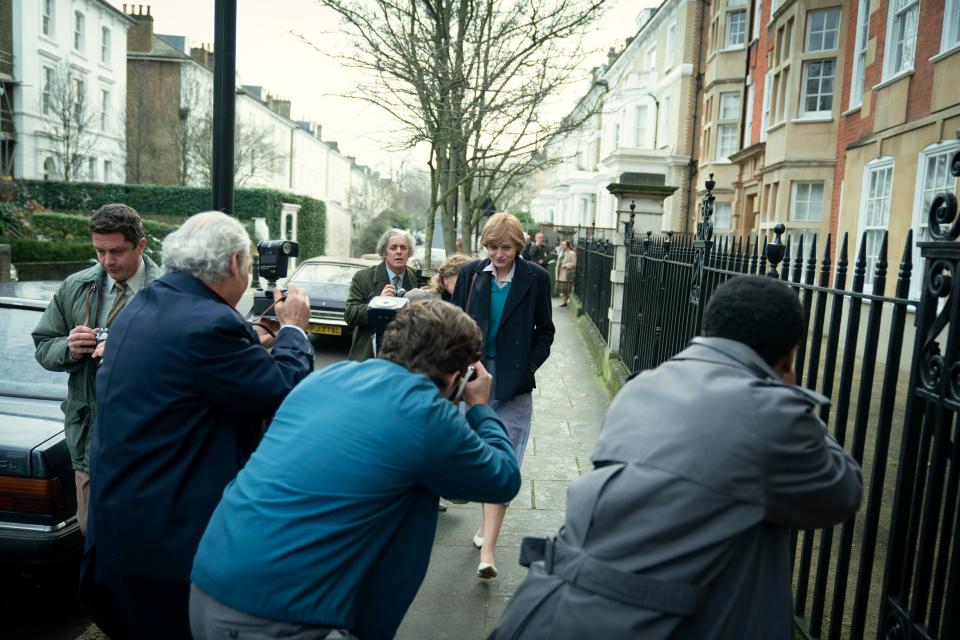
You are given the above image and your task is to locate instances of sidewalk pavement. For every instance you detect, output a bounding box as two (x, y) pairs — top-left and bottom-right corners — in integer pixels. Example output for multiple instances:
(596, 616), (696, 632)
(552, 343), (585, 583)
(396, 300), (613, 639)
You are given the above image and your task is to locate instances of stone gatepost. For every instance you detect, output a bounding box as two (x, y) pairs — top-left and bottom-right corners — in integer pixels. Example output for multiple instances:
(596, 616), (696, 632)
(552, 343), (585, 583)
(280, 203), (301, 271)
(605, 173), (678, 355)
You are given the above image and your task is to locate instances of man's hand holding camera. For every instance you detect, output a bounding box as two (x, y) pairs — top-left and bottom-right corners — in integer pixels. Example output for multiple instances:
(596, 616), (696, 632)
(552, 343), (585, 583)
(460, 361), (492, 408)
(255, 284), (311, 348)
(67, 325), (99, 360)
(380, 282), (404, 298)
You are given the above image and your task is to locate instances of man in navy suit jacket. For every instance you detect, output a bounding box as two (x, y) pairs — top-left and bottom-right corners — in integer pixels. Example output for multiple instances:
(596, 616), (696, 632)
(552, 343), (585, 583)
(83, 211), (314, 639)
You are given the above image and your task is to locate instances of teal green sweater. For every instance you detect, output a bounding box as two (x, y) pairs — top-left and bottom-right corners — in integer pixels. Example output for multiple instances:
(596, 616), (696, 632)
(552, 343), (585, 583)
(486, 280), (511, 357)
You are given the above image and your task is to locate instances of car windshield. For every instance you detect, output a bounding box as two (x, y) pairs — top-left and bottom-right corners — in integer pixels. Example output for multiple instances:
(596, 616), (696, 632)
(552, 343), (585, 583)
(291, 263), (362, 286)
(0, 306), (68, 399)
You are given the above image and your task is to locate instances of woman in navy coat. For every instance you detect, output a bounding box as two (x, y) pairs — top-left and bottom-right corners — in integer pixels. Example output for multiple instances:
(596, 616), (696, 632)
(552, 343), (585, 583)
(452, 213), (555, 578)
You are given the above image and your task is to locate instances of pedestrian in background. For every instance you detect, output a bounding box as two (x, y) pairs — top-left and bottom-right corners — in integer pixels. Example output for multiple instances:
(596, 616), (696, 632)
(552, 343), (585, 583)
(344, 228), (418, 361)
(556, 240), (576, 307)
(429, 253), (472, 301)
(189, 300), (520, 640)
(452, 212), (555, 579)
(492, 276), (862, 638)
(83, 211), (314, 639)
(32, 203), (162, 536)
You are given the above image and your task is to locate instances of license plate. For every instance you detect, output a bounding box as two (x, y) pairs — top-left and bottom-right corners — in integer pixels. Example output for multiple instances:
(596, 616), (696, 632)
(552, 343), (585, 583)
(307, 325), (342, 336)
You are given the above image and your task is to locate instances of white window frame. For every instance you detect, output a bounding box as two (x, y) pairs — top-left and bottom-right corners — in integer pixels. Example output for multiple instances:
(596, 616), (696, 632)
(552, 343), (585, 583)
(910, 140), (960, 297)
(666, 23), (677, 69)
(42, 0), (55, 37)
(726, 10), (747, 48)
(744, 81), (754, 147)
(716, 124), (739, 159)
(753, 0), (762, 39)
(800, 59), (836, 116)
(101, 27), (111, 65)
(713, 202), (732, 229)
(857, 158), (895, 287)
(104, 159), (112, 182)
(100, 89), (110, 131)
(645, 46), (656, 73)
(883, 0), (920, 80)
(943, 0), (960, 53)
(719, 92), (740, 120)
(88, 157), (97, 181)
(790, 181), (825, 222)
(41, 65), (54, 115)
(805, 8), (841, 52)
(729, 0), (747, 6)
(761, 70), (772, 141)
(634, 104), (648, 147)
(849, 0), (870, 108)
(43, 157), (57, 180)
(74, 11), (85, 52)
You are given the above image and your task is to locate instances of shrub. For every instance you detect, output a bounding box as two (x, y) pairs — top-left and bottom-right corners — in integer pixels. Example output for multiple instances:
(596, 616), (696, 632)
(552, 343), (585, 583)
(4, 238), (96, 263)
(15, 180), (326, 260)
(0, 203), (25, 238)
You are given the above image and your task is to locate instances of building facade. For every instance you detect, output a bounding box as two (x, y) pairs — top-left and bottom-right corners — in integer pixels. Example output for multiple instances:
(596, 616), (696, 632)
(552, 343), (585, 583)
(530, 0), (703, 232)
(722, 0), (848, 246)
(832, 0), (960, 298)
(12, 0), (132, 182)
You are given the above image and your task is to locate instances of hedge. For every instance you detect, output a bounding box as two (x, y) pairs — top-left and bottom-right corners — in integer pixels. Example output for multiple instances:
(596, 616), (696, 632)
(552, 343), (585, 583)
(16, 180), (326, 260)
(30, 211), (179, 265)
(4, 238), (96, 263)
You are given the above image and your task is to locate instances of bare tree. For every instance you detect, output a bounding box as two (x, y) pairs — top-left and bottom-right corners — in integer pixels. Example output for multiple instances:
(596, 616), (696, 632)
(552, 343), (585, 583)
(42, 64), (99, 182)
(176, 75), (209, 186)
(191, 116), (285, 187)
(312, 0), (605, 266)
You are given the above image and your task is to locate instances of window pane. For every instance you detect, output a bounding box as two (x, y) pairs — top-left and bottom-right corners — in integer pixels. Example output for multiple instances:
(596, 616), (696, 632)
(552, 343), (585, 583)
(726, 11), (746, 47)
(719, 92), (740, 120)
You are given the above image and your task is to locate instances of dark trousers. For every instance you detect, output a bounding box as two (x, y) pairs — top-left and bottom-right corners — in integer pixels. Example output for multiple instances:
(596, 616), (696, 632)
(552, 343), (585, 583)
(84, 563), (191, 639)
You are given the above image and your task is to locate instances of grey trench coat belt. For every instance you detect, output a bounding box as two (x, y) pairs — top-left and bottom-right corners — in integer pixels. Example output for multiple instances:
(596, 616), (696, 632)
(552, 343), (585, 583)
(519, 536), (705, 617)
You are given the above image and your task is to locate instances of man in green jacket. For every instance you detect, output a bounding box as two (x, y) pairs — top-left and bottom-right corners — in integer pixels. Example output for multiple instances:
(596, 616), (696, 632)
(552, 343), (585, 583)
(344, 228), (418, 361)
(32, 203), (162, 535)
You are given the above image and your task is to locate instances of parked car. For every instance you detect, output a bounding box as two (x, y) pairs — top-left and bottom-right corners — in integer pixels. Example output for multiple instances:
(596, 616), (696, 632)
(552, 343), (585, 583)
(0, 282), (81, 572)
(285, 256), (379, 338)
(412, 247), (446, 271)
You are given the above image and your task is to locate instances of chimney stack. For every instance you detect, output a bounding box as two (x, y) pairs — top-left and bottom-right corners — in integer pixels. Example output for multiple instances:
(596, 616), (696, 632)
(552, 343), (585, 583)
(190, 43), (215, 72)
(125, 4), (154, 53)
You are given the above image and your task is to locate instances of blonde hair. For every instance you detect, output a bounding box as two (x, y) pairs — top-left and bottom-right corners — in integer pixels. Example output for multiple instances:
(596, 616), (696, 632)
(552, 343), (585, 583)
(429, 253), (472, 295)
(480, 212), (525, 252)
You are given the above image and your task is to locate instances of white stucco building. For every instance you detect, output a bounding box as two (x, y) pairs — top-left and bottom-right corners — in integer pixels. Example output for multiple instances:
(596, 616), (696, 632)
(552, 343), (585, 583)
(12, 0), (132, 182)
(529, 1), (701, 232)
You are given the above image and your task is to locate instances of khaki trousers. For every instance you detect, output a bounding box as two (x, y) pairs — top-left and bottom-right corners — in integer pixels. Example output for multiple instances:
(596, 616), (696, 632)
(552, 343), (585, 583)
(75, 469), (90, 535)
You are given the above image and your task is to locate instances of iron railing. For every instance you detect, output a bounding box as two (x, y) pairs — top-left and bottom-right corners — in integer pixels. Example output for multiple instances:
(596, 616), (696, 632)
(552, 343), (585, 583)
(573, 163), (960, 638)
(574, 238), (613, 340)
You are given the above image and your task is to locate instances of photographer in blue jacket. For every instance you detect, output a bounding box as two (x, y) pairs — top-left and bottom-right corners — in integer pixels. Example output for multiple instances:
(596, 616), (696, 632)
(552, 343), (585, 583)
(189, 298), (521, 640)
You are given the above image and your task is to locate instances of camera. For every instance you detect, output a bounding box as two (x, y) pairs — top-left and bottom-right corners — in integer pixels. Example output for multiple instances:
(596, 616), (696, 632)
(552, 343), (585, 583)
(94, 328), (109, 344)
(367, 295), (410, 356)
(257, 240), (298, 283)
(251, 240), (299, 318)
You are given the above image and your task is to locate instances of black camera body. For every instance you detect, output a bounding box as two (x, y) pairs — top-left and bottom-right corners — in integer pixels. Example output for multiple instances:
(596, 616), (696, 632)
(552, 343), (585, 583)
(367, 295), (410, 356)
(251, 240), (299, 318)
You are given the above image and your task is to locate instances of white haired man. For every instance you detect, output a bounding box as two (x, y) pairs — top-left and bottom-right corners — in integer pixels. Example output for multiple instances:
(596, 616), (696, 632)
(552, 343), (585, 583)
(344, 227), (418, 361)
(82, 211), (314, 639)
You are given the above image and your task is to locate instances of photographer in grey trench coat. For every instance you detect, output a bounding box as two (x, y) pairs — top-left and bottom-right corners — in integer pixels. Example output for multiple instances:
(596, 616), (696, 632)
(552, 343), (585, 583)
(491, 276), (863, 639)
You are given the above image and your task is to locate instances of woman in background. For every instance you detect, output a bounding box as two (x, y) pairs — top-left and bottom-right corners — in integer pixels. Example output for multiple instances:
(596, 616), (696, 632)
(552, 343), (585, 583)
(451, 213), (555, 579)
(556, 240), (576, 307)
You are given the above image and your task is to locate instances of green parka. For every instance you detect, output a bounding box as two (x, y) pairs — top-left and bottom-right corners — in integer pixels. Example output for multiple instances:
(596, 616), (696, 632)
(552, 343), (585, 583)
(31, 256), (162, 471)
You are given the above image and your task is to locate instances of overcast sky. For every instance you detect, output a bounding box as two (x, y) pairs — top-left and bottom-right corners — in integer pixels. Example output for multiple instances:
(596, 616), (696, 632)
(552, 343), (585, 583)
(110, 0), (659, 173)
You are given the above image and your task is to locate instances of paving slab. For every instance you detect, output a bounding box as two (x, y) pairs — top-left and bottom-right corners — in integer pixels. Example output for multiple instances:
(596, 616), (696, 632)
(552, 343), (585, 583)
(397, 300), (611, 639)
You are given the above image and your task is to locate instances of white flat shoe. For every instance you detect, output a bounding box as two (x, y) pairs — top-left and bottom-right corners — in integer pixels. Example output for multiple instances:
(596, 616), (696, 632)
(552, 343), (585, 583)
(472, 534), (484, 549)
(477, 562), (497, 579)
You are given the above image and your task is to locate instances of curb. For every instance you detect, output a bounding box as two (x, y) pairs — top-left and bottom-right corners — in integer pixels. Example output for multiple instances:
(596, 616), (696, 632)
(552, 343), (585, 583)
(568, 298), (629, 398)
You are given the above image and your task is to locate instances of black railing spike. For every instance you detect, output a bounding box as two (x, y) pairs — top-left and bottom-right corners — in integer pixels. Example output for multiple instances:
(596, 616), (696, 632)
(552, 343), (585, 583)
(838, 232), (848, 268)
(901, 228), (913, 269)
(853, 231), (868, 277)
(822, 233), (832, 270)
(875, 231), (889, 274)
(781, 234), (792, 282)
